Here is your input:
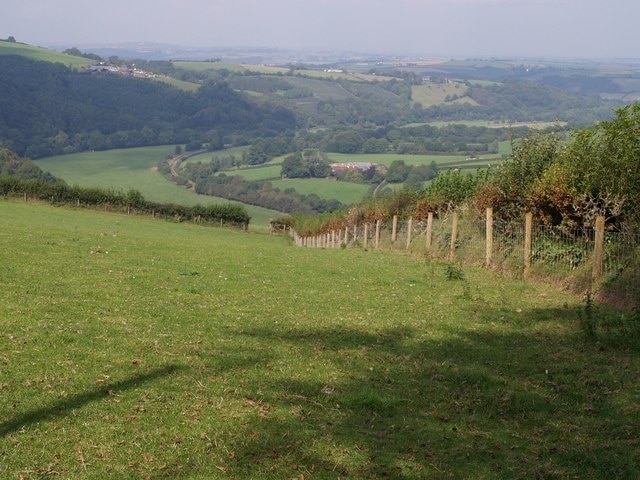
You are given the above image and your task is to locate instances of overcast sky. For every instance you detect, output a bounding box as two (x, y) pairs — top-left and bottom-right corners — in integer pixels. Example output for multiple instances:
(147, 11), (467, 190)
(2, 0), (639, 59)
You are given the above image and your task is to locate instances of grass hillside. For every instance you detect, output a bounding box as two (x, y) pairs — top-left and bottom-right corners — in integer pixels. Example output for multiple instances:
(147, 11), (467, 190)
(1, 200), (638, 479)
(34, 147), (280, 229)
(411, 80), (479, 108)
(0, 40), (91, 68)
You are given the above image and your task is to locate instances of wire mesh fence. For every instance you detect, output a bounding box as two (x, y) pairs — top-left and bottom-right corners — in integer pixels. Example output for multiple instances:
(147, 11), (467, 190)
(293, 209), (639, 308)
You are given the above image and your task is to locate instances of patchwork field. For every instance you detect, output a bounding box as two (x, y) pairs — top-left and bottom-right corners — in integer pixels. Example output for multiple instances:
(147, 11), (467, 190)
(1, 200), (638, 479)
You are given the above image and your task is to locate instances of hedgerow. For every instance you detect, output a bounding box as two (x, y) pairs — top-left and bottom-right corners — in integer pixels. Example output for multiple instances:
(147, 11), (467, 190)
(0, 176), (250, 227)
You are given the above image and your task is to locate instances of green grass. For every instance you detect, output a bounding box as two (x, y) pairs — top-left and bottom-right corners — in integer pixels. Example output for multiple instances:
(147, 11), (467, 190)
(32, 146), (508, 227)
(326, 152), (501, 167)
(173, 61), (392, 82)
(0, 41), (92, 68)
(181, 146), (251, 166)
(34, 146), (280, 230)
(411, 81), (477, 108)
(271, 178), (371, 204)
(425, 119), (568, 129)
(174, 61), (290, 75)
(232, 165), (283, 181)
(156, 76), (201, 92)
(1, 200), (638, 479)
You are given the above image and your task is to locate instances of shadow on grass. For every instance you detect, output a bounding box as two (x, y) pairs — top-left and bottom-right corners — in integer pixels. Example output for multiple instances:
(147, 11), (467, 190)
(196, 311), (639, 479)
(0, 364), (183, 437)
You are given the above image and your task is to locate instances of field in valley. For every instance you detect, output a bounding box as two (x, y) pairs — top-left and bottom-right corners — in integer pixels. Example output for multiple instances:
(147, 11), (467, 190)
(35, 145), (508, 230)
(0, 200), (638, 479)
(34, 147), (280, 230)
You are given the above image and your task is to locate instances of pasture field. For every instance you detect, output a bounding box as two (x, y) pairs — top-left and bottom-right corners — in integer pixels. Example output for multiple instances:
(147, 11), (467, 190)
(290, 69), (393, 82)
(174, 61), (392, 82)
(271, 178), (371, 204)
(1, 200), (638, 479)
(326, 152), (501, 167)
(34, 147), (279, 229)
(181, 146), (252, 166)
(424, 119), (567, 130)
(173, 61), (289, 75)
(411, 81), (478, 108)
(157, 76), (200, 92)
(0, 41), (92, 69)
(231, 165), (283, 182)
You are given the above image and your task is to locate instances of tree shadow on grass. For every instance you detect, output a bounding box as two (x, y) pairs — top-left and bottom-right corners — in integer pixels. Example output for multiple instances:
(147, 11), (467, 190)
(0, 364), (184, 437)
(198, 312), (639, 479)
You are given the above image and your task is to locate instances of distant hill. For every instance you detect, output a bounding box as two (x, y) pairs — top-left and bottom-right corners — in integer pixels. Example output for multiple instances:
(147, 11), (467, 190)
(0, 54), (296, 158)
(0, 38), (92, 68)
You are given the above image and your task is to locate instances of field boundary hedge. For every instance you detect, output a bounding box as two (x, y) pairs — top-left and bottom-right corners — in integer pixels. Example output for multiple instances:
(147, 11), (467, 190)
(0, 176), (250, 228)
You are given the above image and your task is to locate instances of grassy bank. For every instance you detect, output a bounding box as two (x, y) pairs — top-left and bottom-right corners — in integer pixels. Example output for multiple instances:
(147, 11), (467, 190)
(0, 200), (638, 479)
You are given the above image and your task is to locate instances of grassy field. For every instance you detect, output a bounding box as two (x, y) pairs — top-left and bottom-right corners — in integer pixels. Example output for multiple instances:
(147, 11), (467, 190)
(174, 61), (290, 75)
(423, 120), (567, 130)
(1, 200), (638, 479)
(231, 165), (283, 182)
(411, 81), (478, 108)
(181, 146), (252, 166)
(33, 145), (509, 228)
(34, 147), (279, 230)
(271, 178), (371, 204)
(0, 41), (92, 68)
(326, 152), (502, 167)
(173, 61), (391, 82)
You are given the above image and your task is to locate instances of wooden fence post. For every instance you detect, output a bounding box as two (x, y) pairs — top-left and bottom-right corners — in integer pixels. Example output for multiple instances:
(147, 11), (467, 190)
(406, 217), (413, 250)
(353, 224), (358, 243)
(344, 226), (349, 246)
(392, 215), (398, 243)
(592, 215), (606, 286)
(524, 212), (533, 279)
(363, 223), (369, 249)
(485, 207), (493, 268)
(425, 212), (433, 249)
(375, 220), (381, 249)
(449, 211), (459, 261)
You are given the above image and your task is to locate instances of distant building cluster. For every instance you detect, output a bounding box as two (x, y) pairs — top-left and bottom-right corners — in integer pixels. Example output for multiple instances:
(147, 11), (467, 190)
(87, 64), (158, 79)
(330, 162), (387, 174)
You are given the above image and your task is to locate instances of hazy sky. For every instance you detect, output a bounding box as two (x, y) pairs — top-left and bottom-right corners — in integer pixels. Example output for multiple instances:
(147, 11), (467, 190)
(2, 0), (639, 58)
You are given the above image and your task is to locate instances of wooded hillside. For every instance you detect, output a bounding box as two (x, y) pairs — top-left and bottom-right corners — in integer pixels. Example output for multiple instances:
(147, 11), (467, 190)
(0, 56), (296, 158)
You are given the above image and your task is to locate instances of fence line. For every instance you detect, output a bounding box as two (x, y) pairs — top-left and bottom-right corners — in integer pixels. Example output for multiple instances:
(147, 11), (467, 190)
(292, 208), (639, 308)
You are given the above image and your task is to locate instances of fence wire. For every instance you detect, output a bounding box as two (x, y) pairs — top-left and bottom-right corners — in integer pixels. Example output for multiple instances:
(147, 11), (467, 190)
(295, 213), (639, 308)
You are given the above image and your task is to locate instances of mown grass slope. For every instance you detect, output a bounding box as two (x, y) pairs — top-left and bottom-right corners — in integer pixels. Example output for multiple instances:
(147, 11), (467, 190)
(1, 200), (638, 479)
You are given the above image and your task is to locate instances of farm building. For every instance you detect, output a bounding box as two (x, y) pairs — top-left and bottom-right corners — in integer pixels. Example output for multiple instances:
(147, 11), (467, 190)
(330, 162), (387, 174)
